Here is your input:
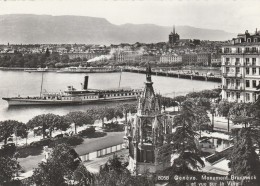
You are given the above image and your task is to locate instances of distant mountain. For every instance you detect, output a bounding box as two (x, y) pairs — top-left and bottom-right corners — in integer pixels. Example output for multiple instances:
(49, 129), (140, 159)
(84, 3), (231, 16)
(0, 14), (236, 44)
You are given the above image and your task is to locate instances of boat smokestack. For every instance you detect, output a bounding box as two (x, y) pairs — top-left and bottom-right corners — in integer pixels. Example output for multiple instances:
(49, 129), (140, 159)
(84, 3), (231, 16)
(84, 76), (88, 90)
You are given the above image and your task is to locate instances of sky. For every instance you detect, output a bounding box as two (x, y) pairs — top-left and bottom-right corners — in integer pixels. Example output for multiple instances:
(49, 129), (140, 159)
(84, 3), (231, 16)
(0, 0), (260, 33)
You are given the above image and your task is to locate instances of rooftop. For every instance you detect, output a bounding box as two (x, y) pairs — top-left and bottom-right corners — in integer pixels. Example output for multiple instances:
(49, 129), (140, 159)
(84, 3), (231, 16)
(223, 42), (260, 47)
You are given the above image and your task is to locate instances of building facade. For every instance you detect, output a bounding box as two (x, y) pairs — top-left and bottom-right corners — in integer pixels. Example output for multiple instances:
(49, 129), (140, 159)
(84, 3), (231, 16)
(66, 52), (102, 60)
(114, 50), (141, 63)
(127, 67), (173, 174)
(197, 53), (211, 66)
(182, 53), (198, 65)
(221, 30), (260, 102)
(159, 53), (182, 63)
(211, 54), (222, 66)
(141, 54), (160, 63)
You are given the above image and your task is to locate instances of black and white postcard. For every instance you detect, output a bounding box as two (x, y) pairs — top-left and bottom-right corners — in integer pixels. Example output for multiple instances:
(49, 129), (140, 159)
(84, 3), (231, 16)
(0, 0), (259, 185)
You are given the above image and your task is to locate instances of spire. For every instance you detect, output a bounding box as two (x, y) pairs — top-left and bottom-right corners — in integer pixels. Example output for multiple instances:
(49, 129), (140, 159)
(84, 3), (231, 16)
(146, 64), (152, 83)
(173, 25), (175, 34)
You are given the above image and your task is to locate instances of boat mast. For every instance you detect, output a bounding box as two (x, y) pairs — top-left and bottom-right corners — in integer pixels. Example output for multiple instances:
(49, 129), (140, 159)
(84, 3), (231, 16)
(40, 72), (44, 97)
(118, 69), (122, 88)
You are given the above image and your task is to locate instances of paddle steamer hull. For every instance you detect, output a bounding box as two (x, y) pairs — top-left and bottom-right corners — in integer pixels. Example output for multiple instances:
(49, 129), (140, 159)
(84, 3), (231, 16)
(2, 96), (138, 106)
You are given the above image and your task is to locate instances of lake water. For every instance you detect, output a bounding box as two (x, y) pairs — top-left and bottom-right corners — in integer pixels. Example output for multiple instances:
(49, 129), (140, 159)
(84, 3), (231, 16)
(0, 71), (220, 122)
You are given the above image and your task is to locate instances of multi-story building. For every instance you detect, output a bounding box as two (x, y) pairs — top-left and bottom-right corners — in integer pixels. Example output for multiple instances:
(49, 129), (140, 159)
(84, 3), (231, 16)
(141, 54), (160, 63)
(221, 30), (260, 103)
(159, 53), (182, 63)
(66, 52), (102, 60)
(211, 54), (222, 66)
(197, 53), (211, 66)
(182, 53), (197, 65)
(113, 50), (142, 63)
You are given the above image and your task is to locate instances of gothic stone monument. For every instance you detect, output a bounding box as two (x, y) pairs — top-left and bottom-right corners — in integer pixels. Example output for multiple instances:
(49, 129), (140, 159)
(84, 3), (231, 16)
(127, 66), (173, 175)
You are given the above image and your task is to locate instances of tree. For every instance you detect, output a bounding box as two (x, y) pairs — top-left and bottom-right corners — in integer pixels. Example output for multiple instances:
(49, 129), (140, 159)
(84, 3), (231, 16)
(65, 111), (92, 134)
(31, 143), (82, 186)
(159, 100), (205, 178)
(249, 102), (260, 127)
(194, 97), (211, 111)
(93, 154), (149, 186)
(85, 109), (98, 123)
(228, 128), (260, 185)
(45, 48), (50, 57)
(27, 114), (64, 138)
(95, 108), (108, 128)
(120, 103), (137, 114)
(186, 89), (221, 100)
(73, 164), (94, 186)
(210, 102), (217, 132)
(118, 103), (137, 125)
(157, 95), (179, 110)
(217, 100), (233, 132)
(105, 108), (116, 121)
(0, 156), (21, 185)
(100, 154), (125, 174)
(173, 95), (186, 111)
(55, 116), (71, 134)
(0, 120), (27, 145)
(248, 102), (260, 152)
(192, 98), (211, 134)
(229, 102), (251, 128)
(114, 106), (124, 120)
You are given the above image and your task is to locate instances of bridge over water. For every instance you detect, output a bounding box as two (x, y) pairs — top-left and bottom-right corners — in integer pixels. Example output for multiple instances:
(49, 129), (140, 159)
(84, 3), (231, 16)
(122, 68), (221, 83)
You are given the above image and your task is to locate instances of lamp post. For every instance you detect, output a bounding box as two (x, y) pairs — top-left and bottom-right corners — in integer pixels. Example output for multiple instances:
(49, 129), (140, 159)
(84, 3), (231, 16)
(14, 126), (18, 146)
(14, 152), (20, 177)
(210, 104), (216, 132)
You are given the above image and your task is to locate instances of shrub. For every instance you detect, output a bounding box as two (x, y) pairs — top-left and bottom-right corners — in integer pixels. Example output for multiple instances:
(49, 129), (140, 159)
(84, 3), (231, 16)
(3, 179), (23, 186)
(17, 146), (43, 158)
(30, 138), (52, 147)
(50, 136), (83, 147)
(17, 136), (83, 158)
(65, 136), (84, 146)
(0, 143), (16, 157)
(104, 122), (124, 132)
(78, 126), (95, 137)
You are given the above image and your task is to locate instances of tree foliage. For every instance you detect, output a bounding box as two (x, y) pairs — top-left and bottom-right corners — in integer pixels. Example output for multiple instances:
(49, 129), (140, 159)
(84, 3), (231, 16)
(0, 156), (20, 185)
(73, 164), (94, 186)
(94, 154), (152, 186)
(186, 89), (221, 99)
(229, 102), (252, 128)
(0, 120), (27, 144)
(228, 128), (260, 185)
(30, 143), (86, 186)
(157, 94), (179, 109)
(27, 114), (68, 138)
(0, 53), (61, 68)
(159, 100), (205, 178)
(65, 111), (93, 134)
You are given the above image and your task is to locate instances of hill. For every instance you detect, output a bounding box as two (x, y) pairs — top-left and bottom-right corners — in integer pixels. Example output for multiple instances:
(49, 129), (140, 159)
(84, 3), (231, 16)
(0, 14), (236, 44)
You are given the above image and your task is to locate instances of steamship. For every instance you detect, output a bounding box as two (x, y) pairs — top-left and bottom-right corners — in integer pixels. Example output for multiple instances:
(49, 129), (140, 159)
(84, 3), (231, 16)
(2, 76), (143, 106)
(57, 66), (118, 73)
(24, 67), (49, 72)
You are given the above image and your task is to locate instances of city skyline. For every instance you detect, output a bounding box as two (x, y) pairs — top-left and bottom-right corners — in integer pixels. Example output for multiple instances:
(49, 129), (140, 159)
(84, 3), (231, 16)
(0, 0), (260, 34)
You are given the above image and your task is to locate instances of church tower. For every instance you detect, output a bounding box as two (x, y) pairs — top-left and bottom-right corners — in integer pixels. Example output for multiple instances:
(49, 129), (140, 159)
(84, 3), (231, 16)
(169, 25), (180, 45)
(127, 66), (173, 175)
